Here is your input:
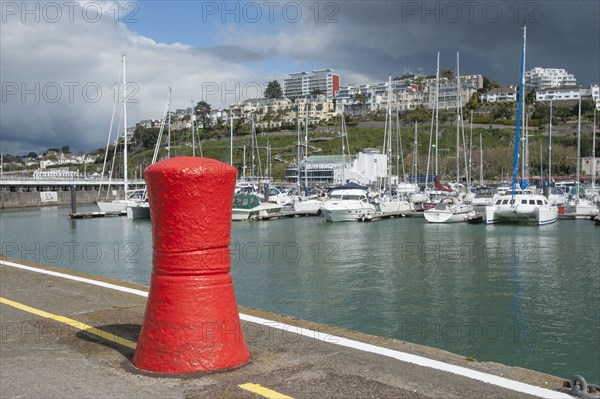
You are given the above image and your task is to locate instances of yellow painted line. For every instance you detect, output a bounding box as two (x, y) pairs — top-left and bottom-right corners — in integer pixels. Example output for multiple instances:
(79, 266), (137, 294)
(238, 383), (294, 399)
(0, 297), (137, 350)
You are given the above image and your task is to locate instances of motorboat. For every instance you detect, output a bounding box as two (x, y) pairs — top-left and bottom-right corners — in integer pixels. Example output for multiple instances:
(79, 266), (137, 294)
(424, 197), (476, 223)
(319, 183), (377, 222)
(232, 194), (283, 221)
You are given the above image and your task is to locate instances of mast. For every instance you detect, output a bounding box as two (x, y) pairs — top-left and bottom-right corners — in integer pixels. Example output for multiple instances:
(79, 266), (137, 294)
(304, 103), (308, 188)
(167, 87), (171, 159)
(511, 26), (526, 199)
(297, 109), (301, 187)
(479, 132), (484, 186)
(251, 114), (255, 178)
(455, 50), (460, 187)
(469, 111), (473, 187)
(229, 114), (234, 166)
(242, 144), (247, 179)
(341, 105), (346, 184)
(122, 53), (128, 196)
(384, 75), (393, 191)
(413, 121), (418, 183)
(548, 100), (552, 185)
(592, 108), (597, 190)
(576, 90), (582, 197)
(191, 100), (196, 157)
(435, 51), (440, 179)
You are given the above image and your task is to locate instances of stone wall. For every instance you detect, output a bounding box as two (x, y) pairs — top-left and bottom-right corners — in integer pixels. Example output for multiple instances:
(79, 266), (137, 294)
(0, 190), (123, 209)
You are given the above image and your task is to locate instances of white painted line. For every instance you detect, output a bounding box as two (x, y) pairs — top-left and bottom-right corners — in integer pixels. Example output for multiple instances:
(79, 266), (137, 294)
(0, 259), (571, 399)
(0, 260), (149, 297)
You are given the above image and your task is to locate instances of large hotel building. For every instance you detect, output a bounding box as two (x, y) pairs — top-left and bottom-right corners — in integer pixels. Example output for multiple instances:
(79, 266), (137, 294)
(283, 69), (340, 99)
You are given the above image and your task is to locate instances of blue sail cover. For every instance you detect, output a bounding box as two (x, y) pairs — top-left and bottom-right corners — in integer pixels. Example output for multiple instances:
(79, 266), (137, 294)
(520, 179), (528, 190)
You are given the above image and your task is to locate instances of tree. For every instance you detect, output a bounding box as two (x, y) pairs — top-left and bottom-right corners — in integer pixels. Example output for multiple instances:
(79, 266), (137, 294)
(482, 76), (501, 92)
(440, 68), (454, 80)
(61, 145), (70, 153)
(194, 101), (212, 130)
(27, 152), (38, 158)
(311, 88), (324, 95)
(264, 80), (283, 99)
(354, 93), (368, 105)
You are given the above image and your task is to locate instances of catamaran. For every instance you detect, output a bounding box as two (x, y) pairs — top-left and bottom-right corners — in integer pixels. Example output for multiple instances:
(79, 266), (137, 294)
(485, 27), (558, 225)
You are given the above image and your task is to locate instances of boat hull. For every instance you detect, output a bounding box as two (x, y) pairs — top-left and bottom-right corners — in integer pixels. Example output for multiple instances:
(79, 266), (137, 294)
(126, 203), (150, 219)
(424, 209), (474, 223)
(97, 200), (129, 214)
(320, 206), (377, 222)
(485, 195), (558, 225)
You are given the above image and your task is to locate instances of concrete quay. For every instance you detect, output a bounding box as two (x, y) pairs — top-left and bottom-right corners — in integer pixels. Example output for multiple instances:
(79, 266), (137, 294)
(0, 257), (572, 399)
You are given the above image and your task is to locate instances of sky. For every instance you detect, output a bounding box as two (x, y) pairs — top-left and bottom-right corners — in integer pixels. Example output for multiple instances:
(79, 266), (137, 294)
(1, 0), (599, 155)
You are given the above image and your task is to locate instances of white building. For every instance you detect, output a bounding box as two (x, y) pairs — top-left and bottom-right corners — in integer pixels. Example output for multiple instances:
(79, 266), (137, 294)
(286, 149), (390, 186)
(335, 73), (423, 114)
(581, 157), (600, 176)
(536, 84), (600, 109)
(284, 69), (340, 99)
(525, 67), (576, 91)
(481, 87), (517, 103)
(422, 75), (483, 110)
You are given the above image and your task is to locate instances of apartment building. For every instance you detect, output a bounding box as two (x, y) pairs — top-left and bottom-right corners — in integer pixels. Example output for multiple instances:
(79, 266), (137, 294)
(525, 67), (576, 91)
(480, 87), (517, 103)
(284, 69), (340, 99)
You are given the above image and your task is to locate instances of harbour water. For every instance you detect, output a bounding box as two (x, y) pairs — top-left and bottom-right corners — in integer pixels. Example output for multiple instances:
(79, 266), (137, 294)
(1, 205), (598, 383)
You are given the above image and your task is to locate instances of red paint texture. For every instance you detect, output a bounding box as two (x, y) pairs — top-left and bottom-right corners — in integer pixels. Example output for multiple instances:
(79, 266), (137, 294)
(132, 157), (250, 373)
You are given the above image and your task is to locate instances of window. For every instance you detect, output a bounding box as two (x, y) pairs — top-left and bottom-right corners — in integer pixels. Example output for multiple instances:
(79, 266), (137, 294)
(529, 200), (536, 205)
(522, 199), (528, 204)
(537, 200), (543, 205)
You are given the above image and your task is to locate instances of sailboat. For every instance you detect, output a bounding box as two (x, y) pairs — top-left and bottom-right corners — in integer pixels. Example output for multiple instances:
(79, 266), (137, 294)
(425, 50), (475, 223)
(485, 27), (558, 225)
(126, 88), (173, 219)
(564, 98), (599, 219)
(377, 75), (412, 215)
(292, 105), (327, 215)
(97, 54), (144, 214)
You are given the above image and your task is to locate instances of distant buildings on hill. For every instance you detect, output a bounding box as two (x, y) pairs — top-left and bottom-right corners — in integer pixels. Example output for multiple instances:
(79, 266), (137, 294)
(134, 66), (599, 131)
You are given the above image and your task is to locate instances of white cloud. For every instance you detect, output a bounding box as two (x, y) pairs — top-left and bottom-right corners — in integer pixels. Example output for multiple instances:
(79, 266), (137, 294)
(0, 1), (265, 154)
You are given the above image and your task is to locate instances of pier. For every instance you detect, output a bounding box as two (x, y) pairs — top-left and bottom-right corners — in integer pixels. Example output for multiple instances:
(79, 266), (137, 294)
(0, 257), (572, 398)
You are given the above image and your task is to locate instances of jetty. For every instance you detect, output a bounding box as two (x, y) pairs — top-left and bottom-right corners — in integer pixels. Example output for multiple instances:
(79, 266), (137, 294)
(0, 257), (572, 399)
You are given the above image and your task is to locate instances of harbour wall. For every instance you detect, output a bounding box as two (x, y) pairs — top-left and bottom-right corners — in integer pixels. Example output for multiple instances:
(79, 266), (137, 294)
(0, 190), (123, 209)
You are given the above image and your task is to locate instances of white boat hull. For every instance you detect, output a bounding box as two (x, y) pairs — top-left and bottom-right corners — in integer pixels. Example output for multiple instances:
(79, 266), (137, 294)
(564, 201), (599, 219)
(424, 209), (474, 223)
(293, 199), (324, 215)
(378, 199), (412, 215)
(232, 203), (283, 221)
(126, 203), (150, 219)
(320, 202), (377, 222)
(96, 200), (129, 214)
(485, 194), (558, 225)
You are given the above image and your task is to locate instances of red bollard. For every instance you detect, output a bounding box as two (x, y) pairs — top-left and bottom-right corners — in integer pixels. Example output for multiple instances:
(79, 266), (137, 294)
(132, 157), (250, 373)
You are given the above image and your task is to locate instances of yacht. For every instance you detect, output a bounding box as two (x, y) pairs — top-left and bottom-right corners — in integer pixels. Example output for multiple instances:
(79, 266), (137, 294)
(485, 191), (557, 225)
(232, 194), (283, 221)
(424, 197), (476, 223)
(319, 183), (377, 222)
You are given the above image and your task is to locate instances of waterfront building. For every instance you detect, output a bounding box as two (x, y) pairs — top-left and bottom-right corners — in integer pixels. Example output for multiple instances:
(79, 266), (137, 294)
(525, 67), (576, 91)
(581, 157), (600, 176)
(480, 87), (517, 103)
(285, 148), (392, 186)
(536, 84), (600, 109)
(284, 69), (340, 100)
